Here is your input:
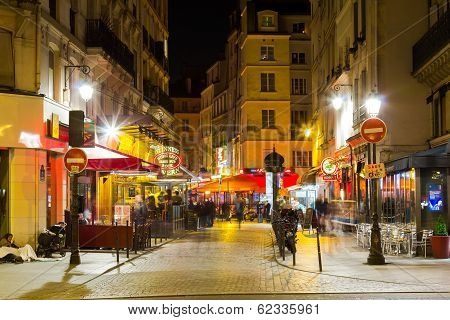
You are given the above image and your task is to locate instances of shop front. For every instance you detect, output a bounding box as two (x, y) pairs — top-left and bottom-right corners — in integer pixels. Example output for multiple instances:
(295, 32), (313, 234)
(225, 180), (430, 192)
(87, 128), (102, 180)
(384, 144), (450, 231)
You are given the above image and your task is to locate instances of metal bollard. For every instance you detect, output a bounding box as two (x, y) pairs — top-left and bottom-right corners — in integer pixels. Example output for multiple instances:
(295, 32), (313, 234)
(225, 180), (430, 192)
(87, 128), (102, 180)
(149, 223), (152, 248)
(282, 233), (286, 261)
(115, 222), (119, 263)
(134, 220), (137, 254)
(126, 220), (130, 259)
(316, 227), (323, 272)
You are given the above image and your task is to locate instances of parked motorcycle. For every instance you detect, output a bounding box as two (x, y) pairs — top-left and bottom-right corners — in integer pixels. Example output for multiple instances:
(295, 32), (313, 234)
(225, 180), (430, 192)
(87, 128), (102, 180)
(37, 222), (67, 258)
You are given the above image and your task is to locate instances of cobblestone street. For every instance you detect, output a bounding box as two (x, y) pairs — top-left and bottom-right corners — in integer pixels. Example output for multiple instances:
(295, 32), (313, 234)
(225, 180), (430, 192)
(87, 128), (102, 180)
(9, 223), (450, 299)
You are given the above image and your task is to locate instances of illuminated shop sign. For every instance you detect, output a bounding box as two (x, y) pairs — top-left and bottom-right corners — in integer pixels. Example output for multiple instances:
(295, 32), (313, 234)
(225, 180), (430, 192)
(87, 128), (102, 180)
(154, 146), (182, 175)
(321, 157), (337, 175)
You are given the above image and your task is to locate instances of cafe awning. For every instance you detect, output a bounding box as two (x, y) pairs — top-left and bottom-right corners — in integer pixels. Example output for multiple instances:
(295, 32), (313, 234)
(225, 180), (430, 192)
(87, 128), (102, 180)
(82, 144), (159, 172)
(196, 172), (299, 193)
(197, 175), (264, 193)
(385, 142), (450, 173)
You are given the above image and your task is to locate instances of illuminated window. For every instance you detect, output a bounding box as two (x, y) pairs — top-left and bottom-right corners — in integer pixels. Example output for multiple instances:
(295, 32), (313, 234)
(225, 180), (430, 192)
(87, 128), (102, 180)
(48, 50), (55, 99)
(262, 15), (274, 27)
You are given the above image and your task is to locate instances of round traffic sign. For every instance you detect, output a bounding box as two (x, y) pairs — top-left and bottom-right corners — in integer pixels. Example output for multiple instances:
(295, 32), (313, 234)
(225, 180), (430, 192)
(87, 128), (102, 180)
(64, 148), (88, 174)
(360, 117), (387, 143)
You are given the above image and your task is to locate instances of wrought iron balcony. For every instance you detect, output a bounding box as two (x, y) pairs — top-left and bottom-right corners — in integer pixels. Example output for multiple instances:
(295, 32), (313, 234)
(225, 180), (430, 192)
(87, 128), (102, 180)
(86, 19), (135, 76)
(413, 10), (450, 73)
(143, 80), (174, 114)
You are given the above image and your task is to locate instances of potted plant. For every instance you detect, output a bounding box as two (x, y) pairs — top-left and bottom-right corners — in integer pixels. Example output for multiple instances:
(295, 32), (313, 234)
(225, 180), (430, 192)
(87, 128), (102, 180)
(431, 215), (450, 259)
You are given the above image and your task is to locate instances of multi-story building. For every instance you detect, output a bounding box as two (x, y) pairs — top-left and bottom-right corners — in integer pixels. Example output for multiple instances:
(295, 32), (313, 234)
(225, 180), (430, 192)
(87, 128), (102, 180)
(200, 60), (226, 173)
(172, 76), (202, 173)
(236, 0), (312, 177)
(0, 0), (176, 247)
(310, 0), (448, 228)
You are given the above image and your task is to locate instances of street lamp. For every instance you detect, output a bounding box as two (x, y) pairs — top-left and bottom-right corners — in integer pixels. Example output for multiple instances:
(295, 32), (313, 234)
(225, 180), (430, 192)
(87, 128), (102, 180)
(304, 128), (312, 138)
(364, 92), (386, 266)
(79, 83), (93, 102)
(366, 94), (382, 117)
(332, 96), (344, 110)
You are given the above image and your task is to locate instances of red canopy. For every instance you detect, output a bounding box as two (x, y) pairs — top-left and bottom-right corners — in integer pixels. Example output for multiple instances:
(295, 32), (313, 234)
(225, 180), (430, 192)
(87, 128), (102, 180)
(83, 144), (159, 172)
(196, 172), (299, 193)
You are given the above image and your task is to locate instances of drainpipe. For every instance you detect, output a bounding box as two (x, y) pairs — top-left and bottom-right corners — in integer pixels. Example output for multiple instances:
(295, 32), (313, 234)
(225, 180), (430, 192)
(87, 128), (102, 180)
(35, 2), (41, 92)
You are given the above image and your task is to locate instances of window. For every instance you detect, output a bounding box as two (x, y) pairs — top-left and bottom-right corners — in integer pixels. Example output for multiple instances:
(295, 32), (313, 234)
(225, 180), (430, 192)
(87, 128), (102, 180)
(261, 73), (275, 92)
(292, 52), (306, 64)
(262, 15), (274, 27)
(70, 8), (76, 35)
(293, 23), (305, 34)
(133, 4), (137, 18)
(0, 29), (14, 88)
(291, 110), (307, 125)
(48, 51), (55, 99)
(292, 151), (312, 167)
(49, 0), (56, 19)
(262, 110), (275, 129)
(261, 46), (275, 61)
(291, 78), (307, 95)
(182, 101), (188, 109)
(182, 119), (189, 132)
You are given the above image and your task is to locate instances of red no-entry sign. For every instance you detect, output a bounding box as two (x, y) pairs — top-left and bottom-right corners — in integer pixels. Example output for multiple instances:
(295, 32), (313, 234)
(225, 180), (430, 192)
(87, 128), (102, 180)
(360, 117), (387, 143)
(64, 148), (88, 174)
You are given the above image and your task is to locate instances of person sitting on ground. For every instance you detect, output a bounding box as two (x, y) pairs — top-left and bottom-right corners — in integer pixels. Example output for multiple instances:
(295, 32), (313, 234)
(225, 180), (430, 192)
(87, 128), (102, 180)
(0, 233), (18, 248)
(0, 234), (38, 263)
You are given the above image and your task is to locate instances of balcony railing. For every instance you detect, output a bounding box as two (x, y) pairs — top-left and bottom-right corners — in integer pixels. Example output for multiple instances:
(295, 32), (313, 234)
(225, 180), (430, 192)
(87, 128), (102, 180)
(143, 80), (174, 114)
(86, 19), (135, 76)
(413, 10), (450, 73)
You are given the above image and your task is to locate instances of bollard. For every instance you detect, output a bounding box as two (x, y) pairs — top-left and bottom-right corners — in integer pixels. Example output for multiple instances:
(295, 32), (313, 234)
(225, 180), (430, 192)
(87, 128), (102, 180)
(115, 222), (119, 263)
(134, 220), (137, 254)
(316, 227), (323, 272)
(126, 220), (130, 259)
(282, 233), (286, 261)
(149, 223), (152, 248)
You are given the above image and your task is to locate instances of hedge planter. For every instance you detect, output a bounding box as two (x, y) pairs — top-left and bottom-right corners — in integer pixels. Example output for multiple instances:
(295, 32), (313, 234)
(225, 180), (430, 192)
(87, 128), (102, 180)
(431, 236), (450, 259)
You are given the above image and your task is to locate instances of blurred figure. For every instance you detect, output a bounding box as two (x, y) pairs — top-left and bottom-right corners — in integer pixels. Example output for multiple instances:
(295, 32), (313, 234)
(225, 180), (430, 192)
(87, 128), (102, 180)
(172, 190), (183, 205)
(134, 195), (148, 226)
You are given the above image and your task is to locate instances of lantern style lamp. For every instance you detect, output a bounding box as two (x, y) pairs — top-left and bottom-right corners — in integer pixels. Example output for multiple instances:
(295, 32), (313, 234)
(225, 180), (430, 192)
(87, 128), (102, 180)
(366, 94), (382, 117)
(79, 84), (93, 102)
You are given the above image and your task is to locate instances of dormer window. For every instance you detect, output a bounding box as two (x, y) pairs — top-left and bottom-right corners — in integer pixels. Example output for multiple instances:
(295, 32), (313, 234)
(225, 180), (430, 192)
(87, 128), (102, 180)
(262, 15), (274, 27)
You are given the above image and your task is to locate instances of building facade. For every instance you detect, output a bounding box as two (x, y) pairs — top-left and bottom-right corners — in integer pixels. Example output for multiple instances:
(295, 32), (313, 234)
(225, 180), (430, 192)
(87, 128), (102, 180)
(310, 0), (449, 228)
(0, 0), (176, 247)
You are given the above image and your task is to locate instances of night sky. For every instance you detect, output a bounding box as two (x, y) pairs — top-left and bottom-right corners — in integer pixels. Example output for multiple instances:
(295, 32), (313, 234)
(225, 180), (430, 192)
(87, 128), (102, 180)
(169, 0), (237, 84)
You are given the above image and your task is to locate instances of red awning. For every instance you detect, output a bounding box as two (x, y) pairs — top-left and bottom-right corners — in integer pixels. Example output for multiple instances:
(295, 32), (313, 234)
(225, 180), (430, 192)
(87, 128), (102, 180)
(83, 144), (159, 172)
(196, 172), (299, 193)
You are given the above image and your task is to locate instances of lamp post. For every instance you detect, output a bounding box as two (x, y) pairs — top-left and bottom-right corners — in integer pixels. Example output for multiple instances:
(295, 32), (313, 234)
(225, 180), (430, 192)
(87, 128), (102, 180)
(264, 147), (285, 217)
(65, 65), (92, 265)
(365, 93), (386, 265)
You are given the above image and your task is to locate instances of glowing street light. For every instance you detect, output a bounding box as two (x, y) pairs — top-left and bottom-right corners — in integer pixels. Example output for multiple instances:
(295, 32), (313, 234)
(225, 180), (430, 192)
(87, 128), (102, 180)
(366, 94), (382, 117)
(104, 124), (119, 138)
(79, 84), (93, 102)
(332, 96), (344, 110)
(304, 128), (312, 138)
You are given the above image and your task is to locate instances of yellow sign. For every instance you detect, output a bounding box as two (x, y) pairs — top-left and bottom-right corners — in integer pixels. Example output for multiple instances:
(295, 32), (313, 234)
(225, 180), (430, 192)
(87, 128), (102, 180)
(51, 113), (59, 139)
(364, 163), (386, 179)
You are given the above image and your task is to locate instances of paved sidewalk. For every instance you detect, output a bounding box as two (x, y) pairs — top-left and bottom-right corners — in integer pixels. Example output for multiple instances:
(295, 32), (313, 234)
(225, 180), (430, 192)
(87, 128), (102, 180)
(1, 223), (449, 299)
(276, 230), (450, 288)
(0, 237), (174, 299)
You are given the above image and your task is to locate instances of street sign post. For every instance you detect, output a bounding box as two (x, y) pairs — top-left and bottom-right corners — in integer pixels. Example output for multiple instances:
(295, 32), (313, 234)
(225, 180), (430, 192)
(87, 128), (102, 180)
(360, 117), (387, 143)
(63, 148), (88, 265)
